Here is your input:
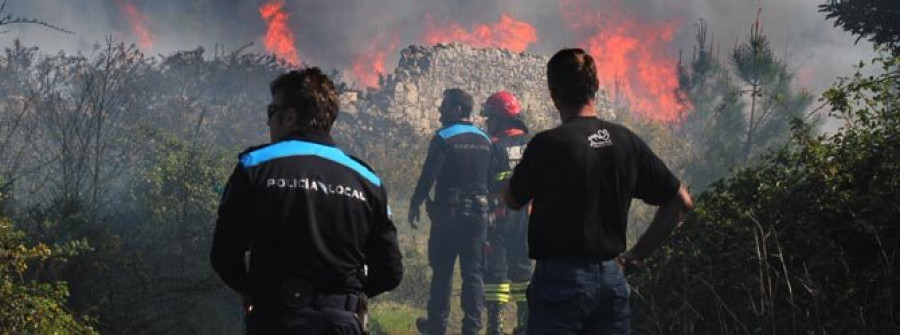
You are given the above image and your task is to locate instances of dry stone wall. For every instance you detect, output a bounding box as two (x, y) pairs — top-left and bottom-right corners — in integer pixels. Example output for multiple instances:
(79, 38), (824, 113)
(342, 43), (613, 135)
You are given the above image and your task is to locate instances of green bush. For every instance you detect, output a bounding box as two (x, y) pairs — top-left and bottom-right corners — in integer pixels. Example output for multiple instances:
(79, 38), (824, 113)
(631, 52), (900, 334)
(0, 214), (96, 334)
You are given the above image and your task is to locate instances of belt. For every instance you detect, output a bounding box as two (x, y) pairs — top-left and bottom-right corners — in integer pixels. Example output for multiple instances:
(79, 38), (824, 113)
(249, 280), (370, 334)
(313, 293), (361, 312)
(278, 279), (364, 312)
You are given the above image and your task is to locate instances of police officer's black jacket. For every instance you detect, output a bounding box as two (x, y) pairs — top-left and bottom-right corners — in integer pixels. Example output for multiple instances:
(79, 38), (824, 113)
(211, 130), (403, 298)
(410, 121), (492, 209)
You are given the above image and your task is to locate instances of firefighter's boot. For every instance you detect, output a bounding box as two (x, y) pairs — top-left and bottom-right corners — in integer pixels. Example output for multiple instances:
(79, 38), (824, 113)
(415, 317), (432, 334)
(510, 281), (530, 335)
(513, 301), (528, 335)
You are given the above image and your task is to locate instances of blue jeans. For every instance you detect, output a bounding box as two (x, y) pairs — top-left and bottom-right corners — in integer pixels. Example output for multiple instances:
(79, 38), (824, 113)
(527, 258), (631, 334)
(245, 296), (362, 334)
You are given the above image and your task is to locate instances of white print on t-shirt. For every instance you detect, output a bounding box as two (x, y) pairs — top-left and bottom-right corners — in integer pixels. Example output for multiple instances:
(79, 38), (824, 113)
(588, 129), (613, 148)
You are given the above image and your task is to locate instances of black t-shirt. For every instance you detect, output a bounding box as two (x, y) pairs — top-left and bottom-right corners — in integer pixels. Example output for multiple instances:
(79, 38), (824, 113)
(508, 116), (680, 260)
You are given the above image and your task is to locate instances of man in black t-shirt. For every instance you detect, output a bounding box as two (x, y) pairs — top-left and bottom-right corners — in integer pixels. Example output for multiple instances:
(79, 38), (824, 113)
(504, 49), (694, 334)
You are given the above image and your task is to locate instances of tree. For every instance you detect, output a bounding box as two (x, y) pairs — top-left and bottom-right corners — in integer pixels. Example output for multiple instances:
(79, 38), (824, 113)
(673, 13), (815, 191)
(820, 0), (900, 55)
(676, 19), (747, 189)
(0, 0), (72, 214)
(0, 41), (42, 204)
(731, 12), (815, 162)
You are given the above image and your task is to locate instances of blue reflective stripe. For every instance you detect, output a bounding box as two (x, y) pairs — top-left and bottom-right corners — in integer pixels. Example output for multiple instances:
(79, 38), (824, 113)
(240, 140), (382, 186)
(437, 124), (489, 140)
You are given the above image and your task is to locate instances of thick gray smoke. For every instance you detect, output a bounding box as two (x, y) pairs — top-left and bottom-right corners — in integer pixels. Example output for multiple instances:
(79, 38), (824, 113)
(4, 0), (874, 101)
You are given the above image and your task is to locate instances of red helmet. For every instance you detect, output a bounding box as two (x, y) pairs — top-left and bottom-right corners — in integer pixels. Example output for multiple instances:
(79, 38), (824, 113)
(482, 91), (521, 118)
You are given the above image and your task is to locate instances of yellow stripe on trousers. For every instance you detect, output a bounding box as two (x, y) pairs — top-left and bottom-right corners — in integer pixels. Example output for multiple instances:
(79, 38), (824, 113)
(484, 283), (511, 303)
(510, 281), (529, 302)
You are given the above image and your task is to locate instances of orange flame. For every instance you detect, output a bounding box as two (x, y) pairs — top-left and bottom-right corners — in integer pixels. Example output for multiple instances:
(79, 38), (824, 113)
(259, 0), (301, 65)
(424, 14), (538, 53)
(560, 0), (686, 122)
(351, 33), (401, 88)
(115, 0), (154, 49)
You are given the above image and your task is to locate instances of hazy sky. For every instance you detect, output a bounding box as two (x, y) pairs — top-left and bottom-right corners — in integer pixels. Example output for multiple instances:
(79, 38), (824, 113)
(3, 0), (876, 124)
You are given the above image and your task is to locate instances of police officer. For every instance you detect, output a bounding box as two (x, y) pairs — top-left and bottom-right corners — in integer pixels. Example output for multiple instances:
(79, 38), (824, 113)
(504, 49), (694, 334)
(481, 91), (532, 335)
(211, 68), (403, 334)
(409, 88), (492, 335)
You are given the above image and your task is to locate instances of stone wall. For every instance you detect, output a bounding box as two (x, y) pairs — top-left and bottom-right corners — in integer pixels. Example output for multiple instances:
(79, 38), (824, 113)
(343, 43), (613, 135)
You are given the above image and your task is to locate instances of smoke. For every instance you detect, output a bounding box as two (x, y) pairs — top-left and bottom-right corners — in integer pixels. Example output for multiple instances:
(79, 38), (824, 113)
(4, 0), (874, 105)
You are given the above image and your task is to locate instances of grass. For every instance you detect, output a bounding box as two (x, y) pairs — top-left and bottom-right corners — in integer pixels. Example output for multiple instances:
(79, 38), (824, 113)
(369, 301), (424, 334)
(369, 293), (524, 334)
(372, 203), (529, 334)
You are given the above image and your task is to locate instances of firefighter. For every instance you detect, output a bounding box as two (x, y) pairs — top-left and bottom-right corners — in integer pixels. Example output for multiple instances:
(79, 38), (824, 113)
(409, 88), (492, 335)
(480, 91), (532, 335)
(211, 68), (403, 334)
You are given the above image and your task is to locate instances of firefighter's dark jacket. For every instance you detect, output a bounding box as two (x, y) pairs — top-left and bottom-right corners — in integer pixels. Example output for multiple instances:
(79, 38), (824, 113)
(488, 126), (529, 194)
(410, 122), (492, 209)
(211, 130), (402, 298)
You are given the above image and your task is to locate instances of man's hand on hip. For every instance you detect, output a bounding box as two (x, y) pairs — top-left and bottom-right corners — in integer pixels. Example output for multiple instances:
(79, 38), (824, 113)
(616, 251), (643, 271)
